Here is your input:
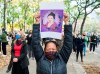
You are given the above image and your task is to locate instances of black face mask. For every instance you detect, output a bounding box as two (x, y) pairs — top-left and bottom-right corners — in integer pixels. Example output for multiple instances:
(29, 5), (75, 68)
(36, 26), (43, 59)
(16, 40), (22, 45)
(45, 51), (57, 61)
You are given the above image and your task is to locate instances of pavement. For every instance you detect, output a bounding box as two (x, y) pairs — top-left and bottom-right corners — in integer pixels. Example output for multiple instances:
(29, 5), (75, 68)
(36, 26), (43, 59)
(0, 53), (86, 74)
(67, 53), (86, 74)
(95, 44), (100, 55)
(0, 44), (100, 74)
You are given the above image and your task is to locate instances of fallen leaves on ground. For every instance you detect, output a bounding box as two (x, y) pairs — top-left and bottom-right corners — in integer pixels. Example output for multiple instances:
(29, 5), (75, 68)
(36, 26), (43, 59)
(83, 63), (100, 74)
(0, 45), (11, 69)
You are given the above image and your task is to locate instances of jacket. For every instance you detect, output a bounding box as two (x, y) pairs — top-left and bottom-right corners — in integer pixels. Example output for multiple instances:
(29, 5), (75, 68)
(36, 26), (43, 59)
(1, 32), (7, 42)
(26, 34), (32, 45)
(32, 24), (73, 74)
(11, 41), (29, 69)
(76, 38), (85, 50)
(90, 35), (97, 44)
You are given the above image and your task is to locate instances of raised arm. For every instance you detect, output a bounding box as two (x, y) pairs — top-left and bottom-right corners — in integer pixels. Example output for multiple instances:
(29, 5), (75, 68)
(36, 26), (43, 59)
(32, 13), (44, 62)
(59, 13), (73, 63)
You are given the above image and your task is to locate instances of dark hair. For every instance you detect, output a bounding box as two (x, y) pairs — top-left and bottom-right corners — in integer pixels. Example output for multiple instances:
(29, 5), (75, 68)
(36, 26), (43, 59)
(20, 29), (22, 31)
(82, 34), (85, 36)
(44, 41), (58, 50)
(48, 12), (55, 19)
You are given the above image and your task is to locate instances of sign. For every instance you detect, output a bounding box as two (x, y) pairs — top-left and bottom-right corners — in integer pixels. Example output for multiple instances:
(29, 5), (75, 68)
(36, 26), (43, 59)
(40, 2), (64, 39)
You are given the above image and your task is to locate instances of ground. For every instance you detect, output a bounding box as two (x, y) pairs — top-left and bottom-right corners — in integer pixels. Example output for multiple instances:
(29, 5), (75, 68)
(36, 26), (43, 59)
(0, 44), (100, 74)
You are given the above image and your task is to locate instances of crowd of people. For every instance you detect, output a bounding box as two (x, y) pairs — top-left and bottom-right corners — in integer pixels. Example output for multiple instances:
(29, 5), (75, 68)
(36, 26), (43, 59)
(73, 32), (100, 62)
(0, 12), (99, 74)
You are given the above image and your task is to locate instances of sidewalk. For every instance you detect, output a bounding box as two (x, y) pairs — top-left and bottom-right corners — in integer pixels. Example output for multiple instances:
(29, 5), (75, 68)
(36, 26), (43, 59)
(0, 53), (86, 74)
(68, 44), (100, 74)
(67, 53), (86, 74)
(82, 51), (100, 74)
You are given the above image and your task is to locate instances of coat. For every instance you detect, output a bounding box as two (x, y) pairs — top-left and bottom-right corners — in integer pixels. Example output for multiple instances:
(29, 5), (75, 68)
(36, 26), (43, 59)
(76, 38), (85, 50)
(32, 24), (73, 74)
(1, 32), (7, 42)
(11, 41), (29, 69)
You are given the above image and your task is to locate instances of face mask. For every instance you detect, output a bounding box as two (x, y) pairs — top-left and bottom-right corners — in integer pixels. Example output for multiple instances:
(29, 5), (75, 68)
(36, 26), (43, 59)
(16, 39), (22, 45)
(16, 34), (21, 39)
(45, 51), (57, 61)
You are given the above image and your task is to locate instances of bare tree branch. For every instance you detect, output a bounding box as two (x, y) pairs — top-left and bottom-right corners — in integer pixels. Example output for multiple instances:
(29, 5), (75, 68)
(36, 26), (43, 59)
(86, 0), (89, 3)
(75, 0), (84, 13)
(75, 0), (84, 8)
(70, 13), (76, 19)
(86, 0), (98, 8)
(87, 3), (100, 15)
(86, 0), (89, 5)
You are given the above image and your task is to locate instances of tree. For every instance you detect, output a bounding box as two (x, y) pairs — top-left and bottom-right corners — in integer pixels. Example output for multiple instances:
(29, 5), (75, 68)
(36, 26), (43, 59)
(0, 1), (4, 28)
(73, 1), (84, 32)
(3, 0), (7, 29)
(77, 0), (100, 34)
(7, 1), (20, 32)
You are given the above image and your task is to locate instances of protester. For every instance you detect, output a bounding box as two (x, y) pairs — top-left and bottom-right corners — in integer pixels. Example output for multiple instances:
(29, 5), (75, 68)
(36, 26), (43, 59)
(11, 34), (29, 74)
(6, 33), (17, 73)
(86, 33), (90, 47)
(32, 12), (72, 74)
(97, 35), (100, 45)
(73, 33), (77, 52)
(26, 30), (34, 59)
(76, 34), (85, 62)
(83, 33), (88, 56)
(1, 28), (8, 57)
(96, 34), (99, 47)
(89, 33), (97, 52)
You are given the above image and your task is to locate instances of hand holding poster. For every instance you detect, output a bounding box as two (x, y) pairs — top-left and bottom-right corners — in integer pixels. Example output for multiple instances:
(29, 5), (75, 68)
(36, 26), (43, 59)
(40, 2), (64, 39)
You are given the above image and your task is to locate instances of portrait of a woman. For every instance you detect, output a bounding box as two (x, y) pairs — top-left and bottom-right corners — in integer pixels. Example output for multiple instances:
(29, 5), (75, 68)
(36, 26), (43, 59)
(41, 12), (59, 32)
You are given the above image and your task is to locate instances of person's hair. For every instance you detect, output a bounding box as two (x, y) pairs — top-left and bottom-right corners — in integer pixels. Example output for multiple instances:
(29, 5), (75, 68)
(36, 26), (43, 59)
(44, 41), (59, 51)
(82, 34), (86, 36)
(20, 29), (22, 31)
(48, 12), (55, 19)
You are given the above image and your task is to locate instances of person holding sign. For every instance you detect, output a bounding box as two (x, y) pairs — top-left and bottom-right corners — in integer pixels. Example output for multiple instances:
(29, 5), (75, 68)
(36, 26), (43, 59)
(32, 12), (72, 74)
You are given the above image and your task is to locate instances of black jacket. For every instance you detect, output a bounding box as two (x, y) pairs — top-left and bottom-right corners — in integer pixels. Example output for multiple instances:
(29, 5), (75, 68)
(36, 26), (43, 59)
(90, 35), (97, 43)
(32, 24), (73, 74)
(11, 41), (29, 69)
(76, 38), (85, 50)
(26, 34), (32, 45)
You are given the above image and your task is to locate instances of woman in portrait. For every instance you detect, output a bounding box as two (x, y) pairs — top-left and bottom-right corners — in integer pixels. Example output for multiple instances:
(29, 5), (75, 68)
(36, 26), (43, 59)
(41, 12), (58, 32)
